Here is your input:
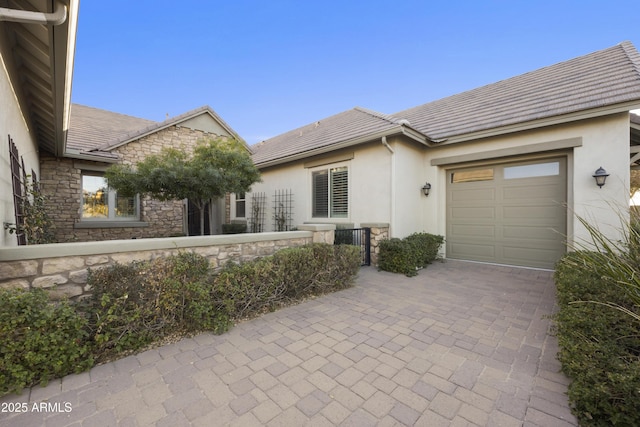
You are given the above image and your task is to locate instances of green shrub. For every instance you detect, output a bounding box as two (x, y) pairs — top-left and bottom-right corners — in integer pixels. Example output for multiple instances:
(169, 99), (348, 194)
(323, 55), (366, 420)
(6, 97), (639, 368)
(85, 252), (221, 361)
(554, 253), (640, 426)
(405, 232), (445, 268)
(222, 223), (247, 234)
(212, 257), (286, 320)
(212, 243), (361, 320)
(0, 288), (93, 395)
(378, 233), (444, 276)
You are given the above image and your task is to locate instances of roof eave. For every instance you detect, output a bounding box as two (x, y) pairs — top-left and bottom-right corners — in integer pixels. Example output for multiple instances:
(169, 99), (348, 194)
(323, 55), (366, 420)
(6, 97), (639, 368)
(255, 125), (430, 169)
(63, 149), (120, 163)
(435, 101), (640, 146)
(52, 0), (79, 157)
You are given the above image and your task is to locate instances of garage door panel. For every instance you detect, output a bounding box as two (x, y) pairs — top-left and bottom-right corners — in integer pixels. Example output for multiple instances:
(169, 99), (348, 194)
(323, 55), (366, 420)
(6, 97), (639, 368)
(503, 184), (563, 200)
(502, 225), (563, 240)
(450, 188), (495, 202)
(451, 224), (495, 238)
(447, 157), (566, 269)
(450, 207), (496, 219)
(503, 205), (561, 220)
(450, 242), (496, 258)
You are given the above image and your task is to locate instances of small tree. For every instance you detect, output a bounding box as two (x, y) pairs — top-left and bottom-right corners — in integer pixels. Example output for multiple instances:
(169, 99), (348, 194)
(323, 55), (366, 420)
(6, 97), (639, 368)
(105, 137), (261, 236)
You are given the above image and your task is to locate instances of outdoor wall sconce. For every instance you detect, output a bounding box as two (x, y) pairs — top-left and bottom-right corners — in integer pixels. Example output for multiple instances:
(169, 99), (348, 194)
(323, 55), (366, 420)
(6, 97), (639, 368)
(422, 182), (432, 196)
(592, 167), (609, 188)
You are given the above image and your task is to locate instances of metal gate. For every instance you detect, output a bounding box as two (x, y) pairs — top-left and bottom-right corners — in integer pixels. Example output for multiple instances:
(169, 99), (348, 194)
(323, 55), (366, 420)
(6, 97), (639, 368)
(334, 227), (371, 266)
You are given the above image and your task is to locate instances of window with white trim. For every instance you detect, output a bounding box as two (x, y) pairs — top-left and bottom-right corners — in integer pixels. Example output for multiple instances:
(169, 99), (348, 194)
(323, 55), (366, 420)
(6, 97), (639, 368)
(312, 166), (348, 218)
(81, 173), (139, 221)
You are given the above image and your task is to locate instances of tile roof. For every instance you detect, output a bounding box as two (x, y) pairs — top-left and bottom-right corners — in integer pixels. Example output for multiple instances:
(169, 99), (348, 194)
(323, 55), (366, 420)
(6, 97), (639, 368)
(97, 105), (244, 151)
(394, 41), (640, 141)
(253, 41), (640, 166)
(251, 107), (419, 166)
(66, 104), (245, 160)
(67, 104), (156, 153)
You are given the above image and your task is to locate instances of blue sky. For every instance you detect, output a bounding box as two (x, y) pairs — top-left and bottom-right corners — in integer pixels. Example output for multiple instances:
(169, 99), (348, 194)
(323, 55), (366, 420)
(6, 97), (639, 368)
(71, 1), (640, 145)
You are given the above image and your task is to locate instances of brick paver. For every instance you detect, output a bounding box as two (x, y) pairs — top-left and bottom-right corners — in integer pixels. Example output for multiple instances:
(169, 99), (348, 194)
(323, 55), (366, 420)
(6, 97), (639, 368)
(0, 260), (578, 426)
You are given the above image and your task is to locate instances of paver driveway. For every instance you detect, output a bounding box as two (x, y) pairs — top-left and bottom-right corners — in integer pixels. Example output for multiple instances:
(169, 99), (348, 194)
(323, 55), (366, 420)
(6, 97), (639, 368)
(0, 260), (577, 426)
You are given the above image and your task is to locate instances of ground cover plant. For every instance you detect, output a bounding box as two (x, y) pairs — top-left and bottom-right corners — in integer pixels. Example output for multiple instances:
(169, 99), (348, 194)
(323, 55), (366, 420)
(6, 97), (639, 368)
(0, 243), (361, 396)
(554, 215), (640, 426)
(378, 232), (444, 276)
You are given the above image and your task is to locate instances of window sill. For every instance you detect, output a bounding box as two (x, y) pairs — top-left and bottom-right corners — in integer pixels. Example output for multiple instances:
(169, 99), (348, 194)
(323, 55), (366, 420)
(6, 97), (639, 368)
(74, 221), (149, 229)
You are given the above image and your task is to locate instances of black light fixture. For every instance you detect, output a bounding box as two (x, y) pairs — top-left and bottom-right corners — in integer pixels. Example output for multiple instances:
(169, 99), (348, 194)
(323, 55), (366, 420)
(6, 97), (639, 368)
(592, 167), (609, 188)
(421, 182), (432, 196)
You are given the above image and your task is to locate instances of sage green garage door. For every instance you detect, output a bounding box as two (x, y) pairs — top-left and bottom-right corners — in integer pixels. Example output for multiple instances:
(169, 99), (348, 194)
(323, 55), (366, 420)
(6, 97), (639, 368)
(446, 158), (566, 269)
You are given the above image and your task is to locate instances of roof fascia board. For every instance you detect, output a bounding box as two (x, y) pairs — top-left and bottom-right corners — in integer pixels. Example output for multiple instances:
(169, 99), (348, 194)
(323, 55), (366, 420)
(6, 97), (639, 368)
(52, 0), (78, 157)
(437, 101), (640, 145)
(256, 125), (427, 169)
(63, 150), (119, 163)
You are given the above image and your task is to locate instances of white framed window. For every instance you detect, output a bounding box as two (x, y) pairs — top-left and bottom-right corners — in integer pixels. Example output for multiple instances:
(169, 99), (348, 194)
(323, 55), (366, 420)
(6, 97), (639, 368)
(81, 173), (139, 221)
(312, 165), (348, 218)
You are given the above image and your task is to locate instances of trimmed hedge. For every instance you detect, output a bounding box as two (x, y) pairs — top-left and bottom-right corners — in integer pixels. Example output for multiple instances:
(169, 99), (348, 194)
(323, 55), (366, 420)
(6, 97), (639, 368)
(378, 232), (444, 276)
(554, 252), (640, 426)
(0, 243), (361, 396)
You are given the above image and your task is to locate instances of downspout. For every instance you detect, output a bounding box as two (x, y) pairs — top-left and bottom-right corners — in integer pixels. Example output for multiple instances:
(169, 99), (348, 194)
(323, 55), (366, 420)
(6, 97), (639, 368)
(0, 1), (67, 25)
(382, 136), (395, 237)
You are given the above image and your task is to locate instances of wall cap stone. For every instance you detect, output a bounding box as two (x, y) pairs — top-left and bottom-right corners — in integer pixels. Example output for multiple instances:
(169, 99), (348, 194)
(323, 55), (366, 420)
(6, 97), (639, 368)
(0, 231), (313, 261)
(297, 224), (336, 232)
(360, 223), (390, 228)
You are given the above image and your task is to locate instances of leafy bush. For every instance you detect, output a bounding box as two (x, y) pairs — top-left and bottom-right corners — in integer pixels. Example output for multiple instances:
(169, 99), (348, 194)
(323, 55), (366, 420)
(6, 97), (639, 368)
(212, 244), (361, 320)
(86, 252), (222, 361)
(554, 251), (640, 426)
(405, 233), (445, 268)
(378, 233), (444, 276)
(222, 223), (247, 234)
(0, 288), (93, 395)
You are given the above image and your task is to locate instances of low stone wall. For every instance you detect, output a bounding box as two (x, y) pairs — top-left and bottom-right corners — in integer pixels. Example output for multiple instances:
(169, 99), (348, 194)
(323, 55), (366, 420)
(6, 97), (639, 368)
(0, 224), (334, 300)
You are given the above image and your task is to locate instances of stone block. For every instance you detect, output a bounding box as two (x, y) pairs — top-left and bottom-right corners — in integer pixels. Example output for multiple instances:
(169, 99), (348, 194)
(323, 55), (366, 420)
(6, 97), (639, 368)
(193, 246), (220, 257)
(86, 255), (109, 266)
(33, 274), (68, 289)
(0, 279), (30, 289)
(69, 269), (89, 284)
(43, 257), (85, 274)
(47, 284), (84, 300)
(0, 260), (38, 279)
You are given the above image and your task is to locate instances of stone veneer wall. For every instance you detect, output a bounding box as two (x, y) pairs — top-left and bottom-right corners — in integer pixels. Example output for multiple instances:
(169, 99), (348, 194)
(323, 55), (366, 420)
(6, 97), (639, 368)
(0, 225), (335, 300)
(360, 223), (389, 266)
(40, 125), (226, 243)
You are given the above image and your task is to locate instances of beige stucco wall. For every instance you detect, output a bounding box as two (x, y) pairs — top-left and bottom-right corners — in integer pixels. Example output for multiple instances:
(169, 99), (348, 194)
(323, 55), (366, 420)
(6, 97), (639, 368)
(390, 138), (428, 238)
(423, 113), (632, 250)
(0, 49), (39, 247)
(243, 143), (393, 232)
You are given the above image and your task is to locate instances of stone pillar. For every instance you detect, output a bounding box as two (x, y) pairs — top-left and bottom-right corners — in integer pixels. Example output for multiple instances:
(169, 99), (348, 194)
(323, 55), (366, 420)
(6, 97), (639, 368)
(297, 224), (336, 245)
(361, 223), (389, 266)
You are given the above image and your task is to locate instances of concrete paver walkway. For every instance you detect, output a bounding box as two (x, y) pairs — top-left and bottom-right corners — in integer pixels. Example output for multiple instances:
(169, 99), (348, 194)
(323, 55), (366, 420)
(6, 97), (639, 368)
(0, 260), (577, 426)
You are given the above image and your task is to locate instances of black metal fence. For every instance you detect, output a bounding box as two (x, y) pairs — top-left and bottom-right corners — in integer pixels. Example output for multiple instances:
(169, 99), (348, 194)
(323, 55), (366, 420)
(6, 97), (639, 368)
(334, 227), (371, 266)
